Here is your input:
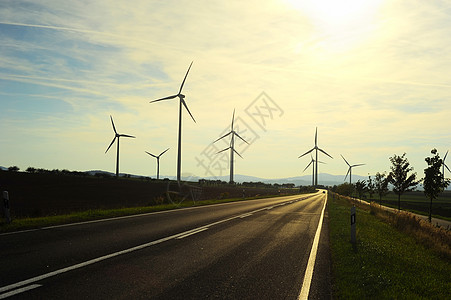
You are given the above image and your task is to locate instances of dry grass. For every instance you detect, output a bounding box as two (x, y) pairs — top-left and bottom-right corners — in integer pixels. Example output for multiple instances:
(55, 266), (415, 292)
(332, 193), (451, 258)
(370, 202), (451, 258)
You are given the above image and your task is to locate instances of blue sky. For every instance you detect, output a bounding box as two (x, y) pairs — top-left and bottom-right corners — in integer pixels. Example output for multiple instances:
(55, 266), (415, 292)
(1, 0), (450, 181)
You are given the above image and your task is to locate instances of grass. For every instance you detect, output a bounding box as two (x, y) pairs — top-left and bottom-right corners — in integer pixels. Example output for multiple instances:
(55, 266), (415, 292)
(368, 191), (451, 220)
(0, 194), (287, 233)
(328, 193), (451, 299)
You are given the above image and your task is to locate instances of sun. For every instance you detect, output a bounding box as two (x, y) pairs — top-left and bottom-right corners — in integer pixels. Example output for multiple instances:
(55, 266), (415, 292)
(285, 0), (383, 32)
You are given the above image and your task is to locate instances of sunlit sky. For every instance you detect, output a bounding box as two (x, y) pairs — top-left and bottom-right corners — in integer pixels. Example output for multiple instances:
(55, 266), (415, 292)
(1, 0), (450, 181)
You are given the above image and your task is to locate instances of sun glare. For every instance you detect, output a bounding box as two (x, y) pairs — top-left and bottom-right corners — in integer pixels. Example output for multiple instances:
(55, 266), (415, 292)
(286, 0), (383, 32)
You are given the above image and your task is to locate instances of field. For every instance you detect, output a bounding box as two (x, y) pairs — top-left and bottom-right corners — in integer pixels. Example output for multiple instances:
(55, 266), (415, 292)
(328, 193), (451, 298)
(0, 171), (297, 218)
(368, 191), (451, 220)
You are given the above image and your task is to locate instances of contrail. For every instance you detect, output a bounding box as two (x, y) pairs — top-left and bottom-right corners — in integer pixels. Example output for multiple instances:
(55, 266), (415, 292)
(0, 21), (117, 38)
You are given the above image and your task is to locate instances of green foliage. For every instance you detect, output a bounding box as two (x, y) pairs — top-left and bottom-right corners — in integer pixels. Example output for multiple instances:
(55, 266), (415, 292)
(333, 182), (353, 196)
(355, 179), (367, 199)
(388, 153), (418, 210)
(367, 174), (375, 199)
(424, 149), (451, 222)
(374, 172), (390, 203)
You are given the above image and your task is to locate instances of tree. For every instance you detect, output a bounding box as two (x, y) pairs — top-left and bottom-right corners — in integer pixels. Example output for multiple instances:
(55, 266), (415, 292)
(423, 149), (450, 222)
(367, 174), (375, 199)
(355, 179), (367, 199)
(374, 172), (389, 204)
(388, 153), (418, 210)
(334, 182), (353, 196)
(8, 166), (20, 172)
(26, 167), (37, 173)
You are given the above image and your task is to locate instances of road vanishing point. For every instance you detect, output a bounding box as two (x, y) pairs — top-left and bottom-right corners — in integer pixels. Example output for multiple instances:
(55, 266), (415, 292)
(0, 191), (331, 299)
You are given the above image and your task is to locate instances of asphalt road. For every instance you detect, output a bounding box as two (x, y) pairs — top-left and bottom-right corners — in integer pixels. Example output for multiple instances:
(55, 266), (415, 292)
(0, 192), (331, 299)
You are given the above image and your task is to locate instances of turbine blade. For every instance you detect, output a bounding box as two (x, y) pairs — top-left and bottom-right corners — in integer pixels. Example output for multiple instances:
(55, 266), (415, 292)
(150, 95), (178, 103)
(318, 148), (333, 159)
(444, 150), (449, 161)
(352, 163), (365, 167)
(179, 61), (193, 94)
(341, 154), (350, 166)
(235, 132), (249, 144)
(217, 147), (230, 154)
(315, 127), (317, 146)
(159, 148), (170, 157)
(110, 115), (117, 134)
(233, 148), (243, 159)
(231, 109), (235, 131)
(145, 151), (157, 158)
(303, 160), (313, 172)
(120, 134), (136, 138)
(105, 137), (116, 153)
(444, 163), (451, 173)
(298, 148), (315, 158)
(213, 131), (232, 143)
(181, 99), (196, 123)
(344, 168), (351, 181)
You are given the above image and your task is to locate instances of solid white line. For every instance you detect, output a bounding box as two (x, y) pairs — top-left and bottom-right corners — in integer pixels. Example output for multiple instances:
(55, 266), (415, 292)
(239, 213), (253, 218)
(0, 195), (312, 293)
(298, 192), (327, 300)
(0, 284), (42, 299)
(176, 228), (209, 239)
(1, 195), (307, 236)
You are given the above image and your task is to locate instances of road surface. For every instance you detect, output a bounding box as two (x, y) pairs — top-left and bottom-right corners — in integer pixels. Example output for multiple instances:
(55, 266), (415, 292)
(0, 192), (331, 299)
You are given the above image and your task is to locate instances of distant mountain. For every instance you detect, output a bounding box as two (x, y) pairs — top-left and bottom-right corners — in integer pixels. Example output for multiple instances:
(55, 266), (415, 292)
(0, 166), (7, 171)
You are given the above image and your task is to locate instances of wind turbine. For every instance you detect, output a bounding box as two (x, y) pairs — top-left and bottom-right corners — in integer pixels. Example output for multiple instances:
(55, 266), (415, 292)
(302, 154), (325, 186)
(443, 150), (450, 182)
(298, 127), (333, 186)
(213, 109), (249, 184)
(341, 154), (365, 185)
(150, 61), (195, 184)
(145, 148), (170, 180)
(105, 115), (136, 177)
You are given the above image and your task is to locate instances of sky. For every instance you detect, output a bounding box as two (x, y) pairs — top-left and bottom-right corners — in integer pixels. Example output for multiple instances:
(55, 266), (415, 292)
(1, 0), (451, 182)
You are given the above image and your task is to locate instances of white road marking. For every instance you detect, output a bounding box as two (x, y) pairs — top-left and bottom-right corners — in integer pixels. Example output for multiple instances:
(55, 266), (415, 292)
(239, 213), (253, 218)
(176, 227), (209, 239)
(0, 195), (307, 236)
(0, 194), (316, 294)
(298, 192), (328, 300)
(0, 284), (42, 299)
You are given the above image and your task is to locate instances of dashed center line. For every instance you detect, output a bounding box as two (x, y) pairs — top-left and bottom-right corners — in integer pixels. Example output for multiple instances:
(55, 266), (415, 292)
(0, 194), (315, 298)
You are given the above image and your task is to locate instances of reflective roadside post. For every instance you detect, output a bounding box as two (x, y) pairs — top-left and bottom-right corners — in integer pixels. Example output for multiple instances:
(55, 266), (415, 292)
(351, 206), (356, 244)
(3, 191), (11, 224)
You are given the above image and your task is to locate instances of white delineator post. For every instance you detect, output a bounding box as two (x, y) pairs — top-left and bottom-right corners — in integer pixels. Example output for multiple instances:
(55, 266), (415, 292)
(351, 206), (356, 244)
(3, 191), (11, 224)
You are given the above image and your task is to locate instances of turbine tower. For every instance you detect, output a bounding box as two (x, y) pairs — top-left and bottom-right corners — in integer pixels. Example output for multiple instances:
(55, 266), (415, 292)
(443, 150), (450, 182)
(145, 148), (170, 180)
(298, 127), (333, 186)
(213, 109), (249, 184)
(341, 154), (365, 185)
(302, 154), (325, 186)
(150, 61), (195, 184)
(105, 115), (136, 177)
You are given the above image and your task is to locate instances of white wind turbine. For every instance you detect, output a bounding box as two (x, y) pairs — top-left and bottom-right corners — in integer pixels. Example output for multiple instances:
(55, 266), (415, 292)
(341, 154), (365, 185)
(105, 115), (135, 177)
(302, 154), (325, 186)
(150, 62), (195, 184)
(145, 148), (170, 180)
(298, 127), (333, 186)
(213, 109), (249, 184)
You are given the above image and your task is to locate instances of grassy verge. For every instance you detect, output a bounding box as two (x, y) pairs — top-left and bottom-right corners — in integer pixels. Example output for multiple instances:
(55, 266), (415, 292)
(0, 194), (288, 233)
(328, 193), (451, 299)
